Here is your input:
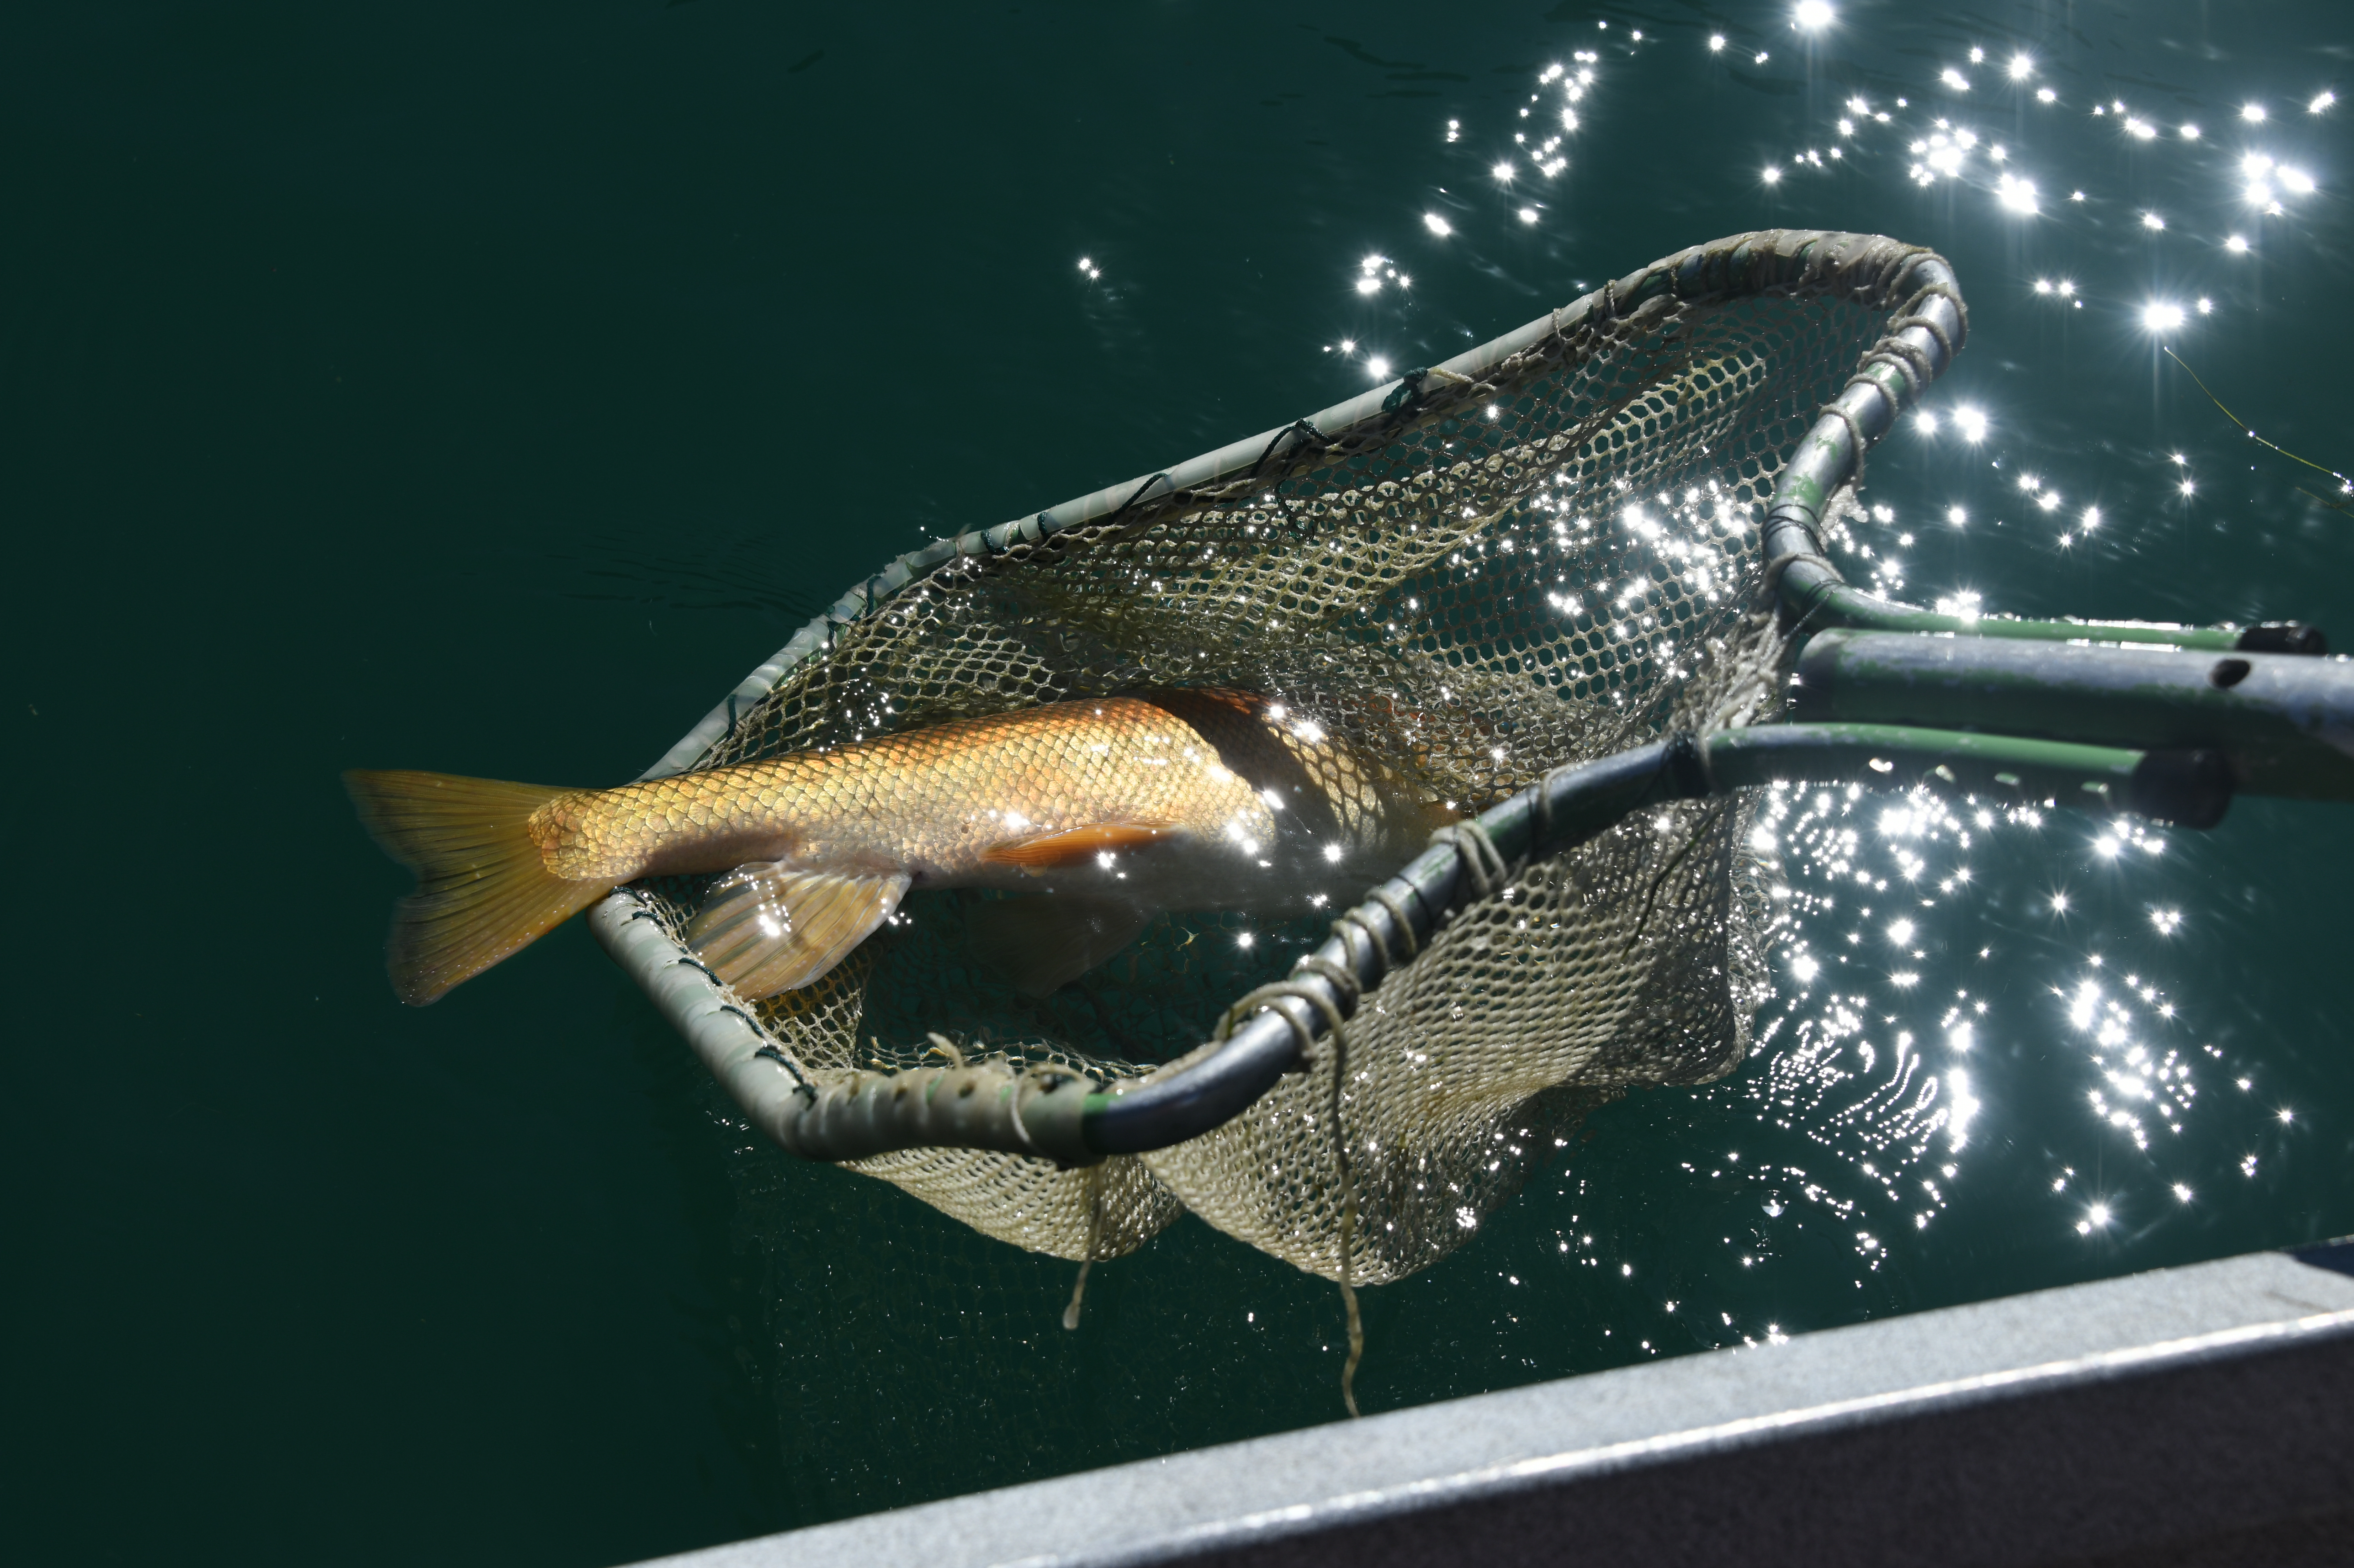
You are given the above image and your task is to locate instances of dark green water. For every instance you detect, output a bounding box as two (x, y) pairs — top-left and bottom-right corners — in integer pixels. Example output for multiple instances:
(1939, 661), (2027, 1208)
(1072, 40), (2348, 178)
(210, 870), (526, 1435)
(5, 3), (2351, 1563)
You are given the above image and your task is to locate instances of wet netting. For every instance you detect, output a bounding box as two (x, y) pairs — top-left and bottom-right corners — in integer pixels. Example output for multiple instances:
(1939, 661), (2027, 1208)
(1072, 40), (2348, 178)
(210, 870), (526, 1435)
(618, 231), (1947, 1289)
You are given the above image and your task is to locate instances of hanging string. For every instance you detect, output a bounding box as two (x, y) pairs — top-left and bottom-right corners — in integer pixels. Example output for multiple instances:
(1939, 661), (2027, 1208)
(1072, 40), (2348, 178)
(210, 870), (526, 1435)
(1210, 955), (1366, 1417)
(1631, 799), (1730, 943)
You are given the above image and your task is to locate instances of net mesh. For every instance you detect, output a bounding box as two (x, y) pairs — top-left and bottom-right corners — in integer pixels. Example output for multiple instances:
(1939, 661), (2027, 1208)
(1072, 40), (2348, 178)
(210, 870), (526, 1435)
(632, 232), (1924, 1284)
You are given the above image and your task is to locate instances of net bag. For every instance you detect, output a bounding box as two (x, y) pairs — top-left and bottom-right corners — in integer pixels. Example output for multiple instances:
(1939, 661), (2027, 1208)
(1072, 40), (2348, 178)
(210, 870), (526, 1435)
(593, 230), (1966, 1289)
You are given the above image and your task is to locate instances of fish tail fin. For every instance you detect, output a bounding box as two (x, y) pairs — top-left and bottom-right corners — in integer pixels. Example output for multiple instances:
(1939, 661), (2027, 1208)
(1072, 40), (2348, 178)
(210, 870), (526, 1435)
(344, 769), (612, 1006)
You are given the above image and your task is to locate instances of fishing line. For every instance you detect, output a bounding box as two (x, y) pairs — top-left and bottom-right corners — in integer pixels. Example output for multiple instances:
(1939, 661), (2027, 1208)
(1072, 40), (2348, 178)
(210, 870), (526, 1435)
(2164, 346), (2354, 512)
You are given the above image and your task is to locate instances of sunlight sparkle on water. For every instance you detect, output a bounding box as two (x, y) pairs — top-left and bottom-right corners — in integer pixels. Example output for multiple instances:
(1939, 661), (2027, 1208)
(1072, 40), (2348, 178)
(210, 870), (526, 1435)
(1932, 589), (1981, 621)
(1358, 16), (2307, 1359)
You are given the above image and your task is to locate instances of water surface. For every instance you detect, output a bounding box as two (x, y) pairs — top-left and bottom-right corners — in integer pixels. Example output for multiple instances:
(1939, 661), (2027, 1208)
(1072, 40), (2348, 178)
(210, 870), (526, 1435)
(5, 3), (2351, 1563)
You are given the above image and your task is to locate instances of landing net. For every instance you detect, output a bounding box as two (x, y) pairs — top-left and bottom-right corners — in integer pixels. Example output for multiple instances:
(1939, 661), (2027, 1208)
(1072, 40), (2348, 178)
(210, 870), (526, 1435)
(613, 231), (1950, 1286)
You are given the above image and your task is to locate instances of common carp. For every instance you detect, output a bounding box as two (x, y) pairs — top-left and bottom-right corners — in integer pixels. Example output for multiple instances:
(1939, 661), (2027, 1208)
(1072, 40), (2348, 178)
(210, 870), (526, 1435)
(347, 689), (1456, 1006)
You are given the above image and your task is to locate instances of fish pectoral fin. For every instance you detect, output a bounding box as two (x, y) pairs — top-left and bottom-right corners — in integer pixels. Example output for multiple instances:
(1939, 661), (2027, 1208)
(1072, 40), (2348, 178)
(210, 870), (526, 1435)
(684, 864), (911, 999)
(980, 821), (1177, 871)
(970, 895), (1155, 998)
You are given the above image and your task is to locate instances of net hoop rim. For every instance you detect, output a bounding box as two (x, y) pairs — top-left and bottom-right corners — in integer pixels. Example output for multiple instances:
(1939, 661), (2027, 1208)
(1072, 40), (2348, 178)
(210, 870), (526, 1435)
(596, 228), (1962, 1166)
(636, 229), (1950, 784)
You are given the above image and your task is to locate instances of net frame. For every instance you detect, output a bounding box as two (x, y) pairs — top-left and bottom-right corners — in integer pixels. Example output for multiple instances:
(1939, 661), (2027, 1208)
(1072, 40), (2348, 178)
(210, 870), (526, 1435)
(589, 228), (1969, 1278)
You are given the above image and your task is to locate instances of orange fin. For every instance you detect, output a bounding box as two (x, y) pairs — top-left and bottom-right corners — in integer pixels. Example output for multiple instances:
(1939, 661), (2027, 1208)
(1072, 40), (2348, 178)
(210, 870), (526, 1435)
(981, 822), (1176, 870)
(684, 863), (910, 999)
(970, 895), (1155, 997)
(344, 770), (610, 1006)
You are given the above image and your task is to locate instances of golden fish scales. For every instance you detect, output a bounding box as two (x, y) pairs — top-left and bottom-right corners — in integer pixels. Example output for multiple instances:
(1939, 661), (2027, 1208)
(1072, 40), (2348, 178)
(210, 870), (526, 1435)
(348, 689), (1447, 1006)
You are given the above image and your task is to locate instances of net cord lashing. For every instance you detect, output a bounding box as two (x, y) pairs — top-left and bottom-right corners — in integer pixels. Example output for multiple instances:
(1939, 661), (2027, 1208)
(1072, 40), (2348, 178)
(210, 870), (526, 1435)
(1774, 270), (1963, 615)
(1341, 889), (1421, 970)
(751, 1044), (819, 1101)
(1250, 419), (1327, 477)
(1855, 340), (1933, 401)
(1109, 471), (1175, 521)
(1758, 538), (1829, 608)
(1380, 362), (1490, 415)
(1825, 323), (1942, 489)
(1427, 817), (1513, 903)
(1820, 401), (1872, 491)
(1889, 279), (1969, 361)
(1701, 612), (1803, 734)
(1533, 763), (1567, 846)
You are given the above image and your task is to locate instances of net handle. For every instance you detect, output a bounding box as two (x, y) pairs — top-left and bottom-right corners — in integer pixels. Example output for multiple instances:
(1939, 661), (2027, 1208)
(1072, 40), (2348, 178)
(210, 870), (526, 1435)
(590, 720), (2246, 1166)
(596, 229), (2328, 1165)
(1759, 254), (2320, 653)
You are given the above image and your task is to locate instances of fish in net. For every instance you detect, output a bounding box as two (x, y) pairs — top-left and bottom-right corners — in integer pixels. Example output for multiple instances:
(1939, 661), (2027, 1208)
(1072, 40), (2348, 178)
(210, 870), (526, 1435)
(345, 234), (1972, 1409)
(562, 230), (1957, 1298)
